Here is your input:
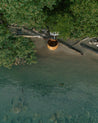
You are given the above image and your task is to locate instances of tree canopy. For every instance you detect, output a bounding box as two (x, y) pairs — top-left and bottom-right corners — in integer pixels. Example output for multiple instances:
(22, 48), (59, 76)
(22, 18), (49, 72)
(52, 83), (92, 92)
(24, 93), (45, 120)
(0, 23), (37, 68)
(45, 0), (98, 39)
(0, 0), (97, 36)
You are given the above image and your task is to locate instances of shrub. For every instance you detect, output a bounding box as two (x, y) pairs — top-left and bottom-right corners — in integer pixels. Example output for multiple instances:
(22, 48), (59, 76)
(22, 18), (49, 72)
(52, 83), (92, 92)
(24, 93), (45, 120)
(45, 0), (98, 39)
(0, 0), (58, 29)
(0, 24), (36, 68)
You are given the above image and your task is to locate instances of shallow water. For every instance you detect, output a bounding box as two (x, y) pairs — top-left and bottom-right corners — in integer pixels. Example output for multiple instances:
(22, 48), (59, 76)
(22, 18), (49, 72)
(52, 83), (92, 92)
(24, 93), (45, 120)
(0, 54), (98, 123)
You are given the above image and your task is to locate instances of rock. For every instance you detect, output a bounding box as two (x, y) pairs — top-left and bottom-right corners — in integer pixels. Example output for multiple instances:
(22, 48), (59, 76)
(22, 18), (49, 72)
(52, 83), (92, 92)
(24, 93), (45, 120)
(3, 115), (9, 121)
(39, 119), (43, 123)
(12, 106), (21, 114)
(33, 113), (40, 120)
(22, 105), (28, 112)
(54, 120), (58, 123)
(49, 114), (56, 122)
(24, 118), (31, 123)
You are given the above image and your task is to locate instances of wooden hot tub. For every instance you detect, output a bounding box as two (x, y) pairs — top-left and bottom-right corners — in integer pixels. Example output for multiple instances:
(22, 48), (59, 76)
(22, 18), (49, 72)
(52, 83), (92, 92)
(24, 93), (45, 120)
(47, 39), (58, 50)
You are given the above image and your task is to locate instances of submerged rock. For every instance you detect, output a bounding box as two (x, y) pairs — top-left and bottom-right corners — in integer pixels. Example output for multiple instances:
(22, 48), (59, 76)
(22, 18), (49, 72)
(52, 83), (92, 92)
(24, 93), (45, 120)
(49, 114), (56, 122)
(10, 96), (28, 114)
(39, 119), (43, 123)
(33, 113), (40, 120)
(3, 115), (9, 121)
(12, 106), (21, 114)
(54, 120), (58, 123)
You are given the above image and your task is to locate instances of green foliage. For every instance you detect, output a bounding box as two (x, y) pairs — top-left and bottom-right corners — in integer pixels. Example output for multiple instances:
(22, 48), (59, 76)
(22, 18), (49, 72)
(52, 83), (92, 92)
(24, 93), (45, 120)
(70, 0), (98, 39)
(45, 13), (73, 39)
(0, 24), (36, 69)
(45, 0), (98, 39)
(0, 0), (97, 38)
(0, 0), (58, 29)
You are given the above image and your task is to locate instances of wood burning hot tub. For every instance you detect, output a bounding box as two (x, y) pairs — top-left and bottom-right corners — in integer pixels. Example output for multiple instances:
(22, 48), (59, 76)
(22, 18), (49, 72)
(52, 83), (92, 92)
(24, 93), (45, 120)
(47, 39), (59, 50)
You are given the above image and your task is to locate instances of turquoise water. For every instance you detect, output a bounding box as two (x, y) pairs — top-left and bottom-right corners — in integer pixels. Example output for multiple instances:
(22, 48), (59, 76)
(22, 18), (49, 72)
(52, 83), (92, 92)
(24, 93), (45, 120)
(0, 54), (98, 123)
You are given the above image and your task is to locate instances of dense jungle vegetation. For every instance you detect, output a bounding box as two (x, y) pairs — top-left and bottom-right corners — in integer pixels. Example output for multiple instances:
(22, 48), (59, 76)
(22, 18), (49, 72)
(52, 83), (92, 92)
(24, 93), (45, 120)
(0, 0), (98, 68)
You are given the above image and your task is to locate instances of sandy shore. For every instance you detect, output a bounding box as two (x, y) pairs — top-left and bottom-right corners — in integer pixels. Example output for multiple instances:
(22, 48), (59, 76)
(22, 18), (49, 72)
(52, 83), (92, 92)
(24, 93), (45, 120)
(31, 37), (98, 61)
